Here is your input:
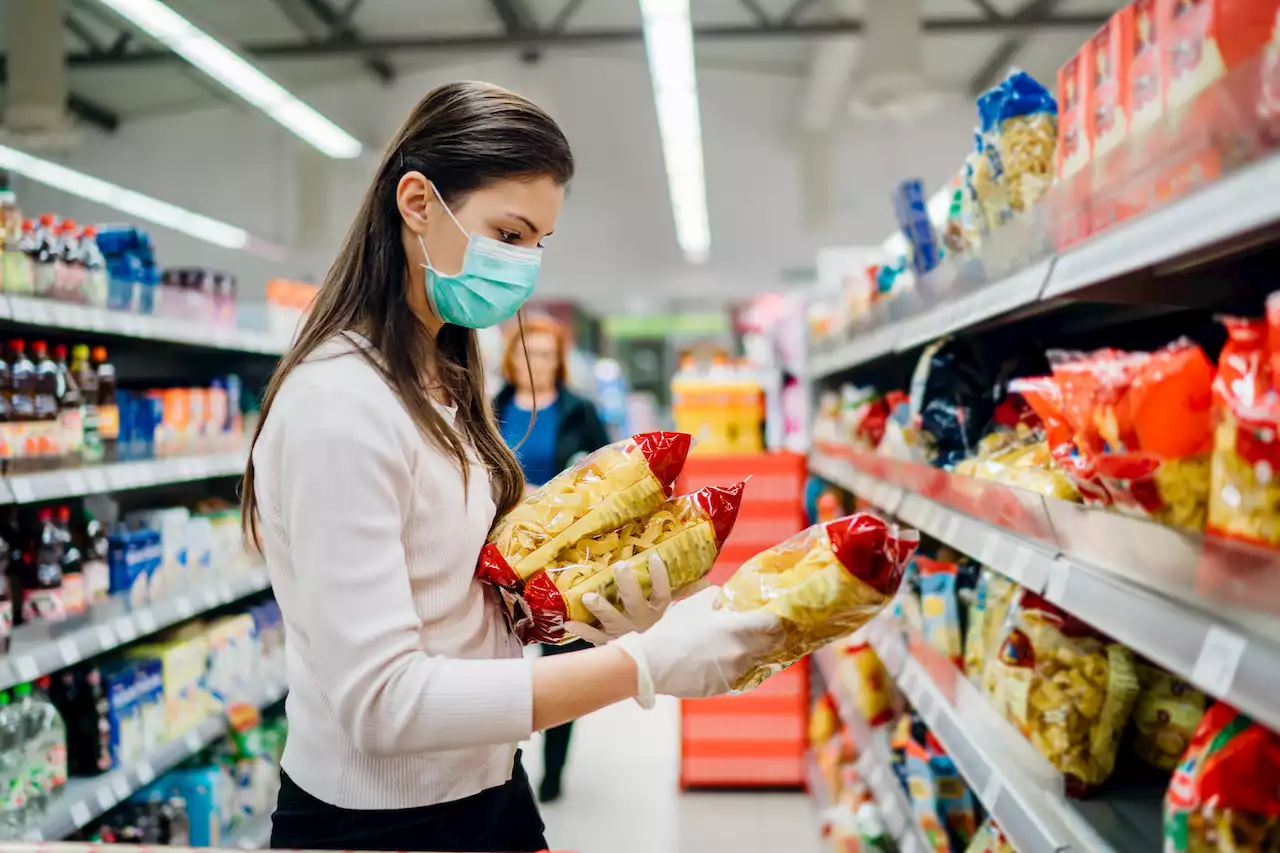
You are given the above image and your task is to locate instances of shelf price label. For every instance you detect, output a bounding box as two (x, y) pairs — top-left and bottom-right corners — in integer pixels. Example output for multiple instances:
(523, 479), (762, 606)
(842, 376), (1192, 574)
(15, 657), (38, 682)
(1192, 626), (1247, 698)
(70, 800), (92, 829)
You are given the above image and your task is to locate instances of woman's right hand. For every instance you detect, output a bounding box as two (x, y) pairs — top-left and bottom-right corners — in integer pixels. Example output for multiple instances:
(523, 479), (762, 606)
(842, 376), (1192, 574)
(611, 586), (781, 708)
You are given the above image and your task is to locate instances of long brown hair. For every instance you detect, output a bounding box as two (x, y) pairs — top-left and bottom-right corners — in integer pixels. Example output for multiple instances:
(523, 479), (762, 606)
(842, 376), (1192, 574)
(242, 81), (574, 548)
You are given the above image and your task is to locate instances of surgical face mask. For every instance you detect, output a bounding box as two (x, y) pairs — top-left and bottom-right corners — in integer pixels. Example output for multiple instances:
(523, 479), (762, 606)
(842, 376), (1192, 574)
(418, 184), (541, 329)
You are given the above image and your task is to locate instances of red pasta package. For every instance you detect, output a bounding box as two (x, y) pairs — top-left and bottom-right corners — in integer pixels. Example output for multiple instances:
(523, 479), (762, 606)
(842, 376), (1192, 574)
(477, 431), (692, 589)
(1164, 702), (1280, 852)
(512, 482), (746, 644)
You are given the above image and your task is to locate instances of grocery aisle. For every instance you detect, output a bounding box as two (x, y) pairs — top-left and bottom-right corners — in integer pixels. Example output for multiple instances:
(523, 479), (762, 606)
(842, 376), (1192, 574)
(522, 697), (821, 853)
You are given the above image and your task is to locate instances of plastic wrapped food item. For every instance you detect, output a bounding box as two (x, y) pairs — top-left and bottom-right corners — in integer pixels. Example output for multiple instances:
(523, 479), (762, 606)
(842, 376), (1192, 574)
(974, 90), (1014, 232)
(933, 744), (978, 851)
(906, 732), (951, 853)
(478, 431), (691, 587)
(512, 482), (744, 644)
(1209, 315), (1280, 547)
(992, 70), (1058, 214)
(965, 819), (1017, 853)
(909, 338), (1008, 469)
(837, 640), (895, 727)
(1164, 703), (1280, 853)
(1133, 660), (1208, 772)
(989, 592), (1140, 795)
(963, 567), (1018, 687)
(917, 556), (979, 669)
(718, 513), (919, 690)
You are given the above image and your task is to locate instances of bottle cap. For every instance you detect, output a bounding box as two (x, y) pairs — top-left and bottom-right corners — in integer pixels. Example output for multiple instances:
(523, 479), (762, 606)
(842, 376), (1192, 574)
(81, 225), (97, 237)
(38, 213), (55, 226)
(92, 345), (108, 361)
(10, 339), (24, 352)
(13, 683), (30, 697)
(53, 344), (67, 359)
(32, 340), (47, 355)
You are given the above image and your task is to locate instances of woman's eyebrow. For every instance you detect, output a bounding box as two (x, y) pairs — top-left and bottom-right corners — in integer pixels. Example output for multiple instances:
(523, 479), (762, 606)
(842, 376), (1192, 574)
(509, 212), (551, 237)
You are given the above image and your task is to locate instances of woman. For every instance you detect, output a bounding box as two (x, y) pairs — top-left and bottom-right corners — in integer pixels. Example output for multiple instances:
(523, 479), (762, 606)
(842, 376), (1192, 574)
(243, 81), (778, 853)
(494, 317), (607, 804)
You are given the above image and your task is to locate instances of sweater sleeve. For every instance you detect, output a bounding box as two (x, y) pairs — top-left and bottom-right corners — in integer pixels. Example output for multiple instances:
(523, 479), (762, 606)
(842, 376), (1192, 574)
(275, 386), (534, 757)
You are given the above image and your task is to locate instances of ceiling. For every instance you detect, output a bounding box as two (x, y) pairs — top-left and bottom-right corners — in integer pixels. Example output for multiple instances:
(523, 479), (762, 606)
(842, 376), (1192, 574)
(26, 0), (1122, 129)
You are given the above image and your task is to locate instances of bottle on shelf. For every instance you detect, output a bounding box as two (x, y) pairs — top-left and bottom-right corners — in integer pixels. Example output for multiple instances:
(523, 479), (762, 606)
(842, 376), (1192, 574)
(21, 508), (65, 625)
(54, 344), (83, 468)
(78, 509), (110, 606)
(0, 529), (10, 654)
(0, 691), (25, 839)
(11, 220), (37, 297)
(0, 341), (10, 427)
(29, 678), (66, 804)
(92, 346), (118, 462)
(8, 340), (34, 430)
(0, 190), (23, 298)
(31, 215), (61, 299)
(79, 226), (108, 309)
(56, 219), (84, 304)
(71, 344), (103, 466)
(54, 507), (84, 617)
(48, 665), (112, 777)
(31, 342), (59, 470)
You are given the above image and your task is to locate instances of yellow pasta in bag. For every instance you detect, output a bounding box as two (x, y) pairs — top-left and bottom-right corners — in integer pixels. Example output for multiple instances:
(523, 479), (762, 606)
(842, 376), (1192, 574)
(477, 432), (691, 588)
(717, 513), (918, 690)
(512, 483), (746, 644)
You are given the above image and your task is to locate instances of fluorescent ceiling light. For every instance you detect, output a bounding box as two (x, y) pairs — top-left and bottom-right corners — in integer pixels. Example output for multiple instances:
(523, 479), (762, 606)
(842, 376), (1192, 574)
(639, 0), (710, 264)
(94, 0), (362, 159)
(0, 143), (256, 250)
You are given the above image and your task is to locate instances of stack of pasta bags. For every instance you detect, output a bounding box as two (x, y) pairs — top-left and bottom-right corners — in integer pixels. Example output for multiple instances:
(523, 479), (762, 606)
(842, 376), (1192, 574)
(477, 431), (750, 645)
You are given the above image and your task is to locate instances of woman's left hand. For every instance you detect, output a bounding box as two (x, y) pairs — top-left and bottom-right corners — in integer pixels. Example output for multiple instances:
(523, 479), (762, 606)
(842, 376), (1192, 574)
(565, 553), (708, 646)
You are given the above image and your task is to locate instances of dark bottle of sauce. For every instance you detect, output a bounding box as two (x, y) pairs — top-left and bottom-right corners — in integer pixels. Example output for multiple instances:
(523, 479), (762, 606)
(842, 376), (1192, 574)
(54, 506), (83, 616)
(8, 340), (34, 424)
(71, 345), (102, 466)
(54, 345), (82, 468)
(22, 507), (65, 625)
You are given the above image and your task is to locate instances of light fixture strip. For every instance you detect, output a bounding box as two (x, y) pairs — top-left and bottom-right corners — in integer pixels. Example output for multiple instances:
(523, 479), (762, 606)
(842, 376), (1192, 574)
(0, 143), (280, 253)
(639, 0), (710, 264)
(94, 0), (363, 160)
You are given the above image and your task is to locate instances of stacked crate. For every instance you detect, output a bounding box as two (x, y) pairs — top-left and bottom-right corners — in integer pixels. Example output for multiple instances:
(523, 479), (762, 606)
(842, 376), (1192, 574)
(677, 452), (809, 789)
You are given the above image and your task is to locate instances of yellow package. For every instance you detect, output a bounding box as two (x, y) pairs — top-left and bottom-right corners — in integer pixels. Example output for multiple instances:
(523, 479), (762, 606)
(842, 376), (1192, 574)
(478, 432), (691, 587)
(718, 513), (918, 690)
(837, 640), (895, 727)
(977, 572), (1018, 696)
(989, 593), (1139, 795)
(515, 483), (745, 644)
(1133, 661), (1208, 772)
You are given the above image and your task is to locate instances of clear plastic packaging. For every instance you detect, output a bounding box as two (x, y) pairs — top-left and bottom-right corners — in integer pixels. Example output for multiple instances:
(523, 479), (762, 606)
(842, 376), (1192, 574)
(512, 482), (745, 644)
(477, 431), (692, 588)
(989, 591), (1139, 796)
(992, 70), (1058, 214)
(717, 513), (918, 690)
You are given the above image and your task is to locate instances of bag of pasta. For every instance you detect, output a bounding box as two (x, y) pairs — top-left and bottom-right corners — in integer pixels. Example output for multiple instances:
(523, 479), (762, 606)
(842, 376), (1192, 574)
(1208, 315), (1280, 548)
(515, 482), (746, 644)
(477, 431), (692, 588)
(1164, 702), (1280, 853)
(1133, 660), (1208, 772)
(990, 70), (1058, 215)
(717, 512), (919, 690)
(989, 591), (1139, 796)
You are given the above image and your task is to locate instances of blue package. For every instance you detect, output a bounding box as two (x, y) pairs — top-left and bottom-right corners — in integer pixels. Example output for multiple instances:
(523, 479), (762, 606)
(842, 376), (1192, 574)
(132, 659), (165, 750)
(892, 179), (941, 276)
(166, 766), (230, 847)
(108, 528), (148, 605)
(101, 664), (141, 768)
(930, 748), (977, 849)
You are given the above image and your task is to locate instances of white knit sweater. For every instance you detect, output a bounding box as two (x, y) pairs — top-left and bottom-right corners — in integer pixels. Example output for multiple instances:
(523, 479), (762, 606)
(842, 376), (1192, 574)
(251, 333), (533, 809)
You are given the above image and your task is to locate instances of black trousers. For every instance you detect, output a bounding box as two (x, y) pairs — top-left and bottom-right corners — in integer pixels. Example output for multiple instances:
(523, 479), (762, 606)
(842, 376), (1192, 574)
(539, 639), (591, 784)
(269, 751), (547, 853)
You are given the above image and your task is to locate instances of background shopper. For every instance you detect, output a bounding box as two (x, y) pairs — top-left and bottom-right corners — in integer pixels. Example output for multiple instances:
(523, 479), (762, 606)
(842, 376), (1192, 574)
(243, 81), (779, 853)
(494, 315), (609, 803)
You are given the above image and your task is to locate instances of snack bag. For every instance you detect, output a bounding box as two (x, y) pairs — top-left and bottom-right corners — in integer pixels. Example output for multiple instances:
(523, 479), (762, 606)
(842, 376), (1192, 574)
(965, 819), (1017, 853)
(1164, 703), (1280, 853)
(918, 556), (967, 669)
(974, 89), (1014, 231)
(837, 641), (895, 727)
(1133, 660), (1208, 772)
(717, 513), (919, 690)
(906, 734), (950, 853)
(931, 740), (978, 851)
(1208, 316), (1280, 547)
(516, 482), (745, 644)
(976, 571), (1018, 696)
(478, 431), (692, 587)
(989, 591), (1140, 795)
(991, 70), (1059, 214)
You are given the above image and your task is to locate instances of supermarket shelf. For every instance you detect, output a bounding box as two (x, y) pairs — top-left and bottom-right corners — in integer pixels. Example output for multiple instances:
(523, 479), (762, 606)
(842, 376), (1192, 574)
(809, 445), (1280, 736)
(3, 295), (290, 355)
(812, 647), (932, 853)
(2, 450), (247, 505)
(27, 677), (288, 842)
(0, 565), (271, 691)
(807, 151), (1280, 379)
(225, 814), (274, 850)
(863, 618), (1161, 853)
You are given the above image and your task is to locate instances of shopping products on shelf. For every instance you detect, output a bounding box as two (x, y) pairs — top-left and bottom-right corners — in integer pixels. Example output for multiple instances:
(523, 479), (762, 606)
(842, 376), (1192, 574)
(265, 279), (319, 343)
(670, 358), (767, 455)
(0, 338), (244, 471)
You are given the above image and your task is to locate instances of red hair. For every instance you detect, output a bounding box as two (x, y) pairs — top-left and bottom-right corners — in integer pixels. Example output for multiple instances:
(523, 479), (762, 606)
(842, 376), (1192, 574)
(502, 314), (569, 387)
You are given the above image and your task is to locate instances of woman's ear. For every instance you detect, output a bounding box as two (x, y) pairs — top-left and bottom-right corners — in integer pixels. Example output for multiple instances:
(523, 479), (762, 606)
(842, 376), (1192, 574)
(396, 171), (432, 235)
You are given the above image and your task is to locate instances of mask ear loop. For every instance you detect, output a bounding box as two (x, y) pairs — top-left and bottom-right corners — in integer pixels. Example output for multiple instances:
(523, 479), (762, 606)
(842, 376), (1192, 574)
(511, 310), (538, 453)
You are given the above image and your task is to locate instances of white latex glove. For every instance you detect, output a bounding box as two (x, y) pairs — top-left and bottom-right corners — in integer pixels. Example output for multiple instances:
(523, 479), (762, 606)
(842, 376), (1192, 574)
(612, 587), (781, 708)
(566, 553), (708, 645)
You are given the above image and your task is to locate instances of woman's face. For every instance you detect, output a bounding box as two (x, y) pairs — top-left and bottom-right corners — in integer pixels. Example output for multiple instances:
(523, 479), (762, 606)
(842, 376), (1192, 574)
(512, 331), (561, 394)
(398, 173), (564, 331)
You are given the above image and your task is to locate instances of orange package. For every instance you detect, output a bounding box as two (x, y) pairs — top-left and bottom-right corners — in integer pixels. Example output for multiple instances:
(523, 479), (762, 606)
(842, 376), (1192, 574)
(1164, 0), (1280, 117)
(1089, 7), (1137, 234)
(1129, 0), (1168, 136)
(1057, 46), (1094, 182)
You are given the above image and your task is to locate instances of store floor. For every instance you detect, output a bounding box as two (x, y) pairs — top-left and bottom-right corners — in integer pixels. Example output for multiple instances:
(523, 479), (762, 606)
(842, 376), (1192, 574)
(519, 697), (821, 853)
